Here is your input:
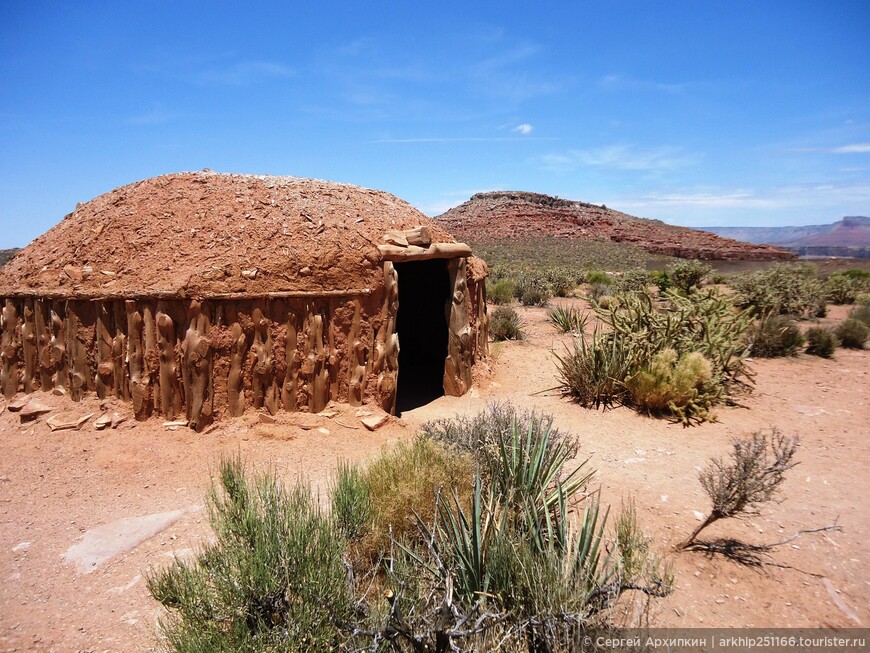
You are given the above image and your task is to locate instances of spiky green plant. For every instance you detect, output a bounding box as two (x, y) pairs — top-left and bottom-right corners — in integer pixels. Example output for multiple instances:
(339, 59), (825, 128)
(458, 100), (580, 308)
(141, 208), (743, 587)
(547, 304), (589, 333)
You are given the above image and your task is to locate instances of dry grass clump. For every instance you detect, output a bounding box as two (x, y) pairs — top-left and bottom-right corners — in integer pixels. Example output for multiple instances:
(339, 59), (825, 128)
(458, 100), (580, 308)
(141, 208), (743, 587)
(804, 327), (838, 358)
(835, 318), (868, 349)
(747, 313), (805, 358)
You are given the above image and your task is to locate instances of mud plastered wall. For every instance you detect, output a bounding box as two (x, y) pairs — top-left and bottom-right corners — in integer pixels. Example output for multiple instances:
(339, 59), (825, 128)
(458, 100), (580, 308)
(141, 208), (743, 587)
(1, 259), (488, 430)
(1, 293), (381, 431)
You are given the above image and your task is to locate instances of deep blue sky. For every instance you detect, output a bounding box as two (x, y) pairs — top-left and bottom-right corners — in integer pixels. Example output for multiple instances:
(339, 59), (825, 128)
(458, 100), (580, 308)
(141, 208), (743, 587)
(1, 1), (868, 247)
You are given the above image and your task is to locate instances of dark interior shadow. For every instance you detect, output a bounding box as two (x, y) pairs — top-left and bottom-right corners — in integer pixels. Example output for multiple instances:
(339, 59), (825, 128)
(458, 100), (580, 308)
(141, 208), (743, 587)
(394, 260), (450, 415)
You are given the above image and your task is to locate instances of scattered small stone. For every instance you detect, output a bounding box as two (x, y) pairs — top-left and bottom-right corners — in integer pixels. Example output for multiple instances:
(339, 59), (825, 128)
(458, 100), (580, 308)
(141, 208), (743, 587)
(317, 427), (330, 435)
(360, 414), (388, 431)
(163, 420), (188, 430)
(693, 511), (706, 521)
(7, 397), (29, 412)
(317, 410), (338, 418)
(47, 413), (94, 432)
(111, 413), (126, 429)
(19, 401), (53, 421)
(12, 541), (31, 553)
(52, 387), (66, 396)
(94, 414), (112, 430)
(258, 413), (277, 424)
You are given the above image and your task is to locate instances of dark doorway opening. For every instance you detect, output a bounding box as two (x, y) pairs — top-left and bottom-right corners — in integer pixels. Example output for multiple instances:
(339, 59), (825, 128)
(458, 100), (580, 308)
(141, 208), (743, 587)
(395, 259), (450, 414)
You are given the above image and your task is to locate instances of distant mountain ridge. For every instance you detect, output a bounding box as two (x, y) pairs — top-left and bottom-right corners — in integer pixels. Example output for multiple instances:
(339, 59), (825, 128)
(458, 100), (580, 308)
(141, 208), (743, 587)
(437, 191), (795, 261)
(701, 216), (870, 258)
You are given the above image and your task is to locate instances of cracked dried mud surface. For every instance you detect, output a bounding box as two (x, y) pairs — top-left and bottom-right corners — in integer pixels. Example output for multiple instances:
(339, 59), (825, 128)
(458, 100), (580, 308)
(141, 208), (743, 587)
(1, 303), (867, 651)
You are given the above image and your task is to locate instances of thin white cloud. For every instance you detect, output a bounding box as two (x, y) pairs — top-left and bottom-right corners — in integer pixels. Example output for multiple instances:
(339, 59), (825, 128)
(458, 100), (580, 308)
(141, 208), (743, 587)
(831, 143), (870, 154)
(197, 61), (294, 86)
(791, 143), (870, 154)
(513, 123), (533, 135)
(607, 181), (870, 215)
(371, 136), (557, 144)
(539, 144), (694, 173)
(598, 74), (686, 94)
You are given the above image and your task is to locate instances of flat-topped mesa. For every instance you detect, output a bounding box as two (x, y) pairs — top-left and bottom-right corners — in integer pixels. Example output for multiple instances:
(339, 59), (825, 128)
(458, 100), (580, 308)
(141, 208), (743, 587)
(0, 172), (489, 429)
(439, 190), (796, 262)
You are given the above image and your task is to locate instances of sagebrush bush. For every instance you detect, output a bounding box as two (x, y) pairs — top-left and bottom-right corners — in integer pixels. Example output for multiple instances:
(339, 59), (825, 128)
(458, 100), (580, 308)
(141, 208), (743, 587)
(747, 313), (805, 358)
(835, 318), (869, 349)
(667, 259), (712, 294)
(805, 327), (837, 358)
(825, 274), (859, 304)
(147, 458), (354, 652)
(546, 304), (589, 333)
(850, 303), (870, 326)
(490, 305), (525, 341)
(521, 285), (551, 307)
(681, 429), (798, 549)
(731, 263), (824, 317)
(488, 277), (516, 305)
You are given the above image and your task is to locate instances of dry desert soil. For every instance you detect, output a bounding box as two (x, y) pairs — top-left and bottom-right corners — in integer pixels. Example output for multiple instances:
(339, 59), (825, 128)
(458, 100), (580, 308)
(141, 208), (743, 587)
(0, 301), (867, 652)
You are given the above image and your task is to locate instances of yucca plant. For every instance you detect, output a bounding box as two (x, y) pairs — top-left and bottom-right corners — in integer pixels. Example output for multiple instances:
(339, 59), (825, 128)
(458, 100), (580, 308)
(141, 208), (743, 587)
(547, 304), (589, 333)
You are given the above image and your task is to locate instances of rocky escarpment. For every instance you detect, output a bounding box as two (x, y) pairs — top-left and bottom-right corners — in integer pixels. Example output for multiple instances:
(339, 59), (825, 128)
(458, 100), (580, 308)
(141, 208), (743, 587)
(437, 191), (796, 261)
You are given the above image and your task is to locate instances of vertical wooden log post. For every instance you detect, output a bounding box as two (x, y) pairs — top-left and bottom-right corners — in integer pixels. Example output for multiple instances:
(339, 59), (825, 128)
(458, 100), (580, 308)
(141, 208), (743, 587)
(111, 301), (129, 400)
(34, 300), (53, 391)
(95, 301), (114, 398)
(374, 262), (399, 414)
(0, 300), (20, 399)
(156, 304), (182, 419)
(21, 300), (38, 393)
(249, 306), (277, 415)
(227, 319), (247, 417)
(181, 300), (212, 431)
(282, 307), (301, 412)
(126, 301), (151, 419)
(50, 304), (68, 396)
(443, 258), (473, 397)
(347, 299), (367, 407)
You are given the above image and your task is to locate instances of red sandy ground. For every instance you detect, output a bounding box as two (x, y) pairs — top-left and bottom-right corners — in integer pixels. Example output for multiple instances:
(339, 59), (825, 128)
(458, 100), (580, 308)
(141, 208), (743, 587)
(0, 303), (867, 652)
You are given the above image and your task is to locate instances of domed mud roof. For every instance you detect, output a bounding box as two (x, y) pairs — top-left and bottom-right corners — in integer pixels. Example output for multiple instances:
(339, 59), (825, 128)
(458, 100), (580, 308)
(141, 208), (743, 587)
(0, 171), (455, 298)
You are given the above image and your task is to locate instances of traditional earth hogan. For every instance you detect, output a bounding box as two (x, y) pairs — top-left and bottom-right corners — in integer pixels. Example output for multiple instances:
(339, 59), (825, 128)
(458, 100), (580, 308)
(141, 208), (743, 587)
(0, 172), (489, 429)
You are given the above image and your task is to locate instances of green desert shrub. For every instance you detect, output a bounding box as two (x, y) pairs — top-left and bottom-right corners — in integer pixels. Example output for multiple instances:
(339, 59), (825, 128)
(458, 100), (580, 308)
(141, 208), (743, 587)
(731, 263), (824, 317)
(850, 303), (870, 326)
(585, 269), (611, 285)
(825, 274), (859, 305)
(747, 313), (805, 358)
(555, 289), (753, 424)
(147, 458), (354, 652)
(856, 293), (870, 307)
(490, 305), (525, 341)
(650, 269), (671, 293)
(835, 318), (869, 349)
(542, 266), (578, 297)
(149, 407), (672, 653)
(667, 259), (712, 294)
(546, 304), (589, 333)
(521, 285), (551, 307)
(614, 267), (650, 294)
(488, 277), (516, 305)
(805, 327), (838, 358)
